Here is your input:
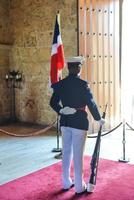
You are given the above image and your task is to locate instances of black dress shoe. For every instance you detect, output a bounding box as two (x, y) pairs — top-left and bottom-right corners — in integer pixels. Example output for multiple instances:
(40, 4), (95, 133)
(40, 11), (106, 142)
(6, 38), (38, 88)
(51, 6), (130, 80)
(75, 188), (87, 195)
(63, 183), (74, 191)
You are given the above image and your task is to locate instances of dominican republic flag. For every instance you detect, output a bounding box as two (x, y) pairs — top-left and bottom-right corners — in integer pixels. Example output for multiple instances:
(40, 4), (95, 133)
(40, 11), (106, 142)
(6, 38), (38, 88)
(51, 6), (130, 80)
(50, 12), (65, 85)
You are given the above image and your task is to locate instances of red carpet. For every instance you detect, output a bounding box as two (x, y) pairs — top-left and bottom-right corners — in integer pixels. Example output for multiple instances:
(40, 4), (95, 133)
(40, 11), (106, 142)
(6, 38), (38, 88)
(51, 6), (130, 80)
(0, 156), (134, 200)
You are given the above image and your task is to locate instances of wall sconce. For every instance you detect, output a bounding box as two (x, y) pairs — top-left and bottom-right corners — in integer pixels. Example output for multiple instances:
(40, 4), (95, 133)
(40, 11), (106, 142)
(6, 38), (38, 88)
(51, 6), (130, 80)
(5, 70), (23, 122)
(5, 70), (22, 88)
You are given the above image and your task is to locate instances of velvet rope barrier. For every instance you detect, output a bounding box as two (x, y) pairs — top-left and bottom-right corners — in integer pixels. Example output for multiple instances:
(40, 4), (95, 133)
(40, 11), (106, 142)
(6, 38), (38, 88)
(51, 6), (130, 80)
(0, 121), (56, 137)
(87, 122), (123, 138)
(126, 122), (134, 131)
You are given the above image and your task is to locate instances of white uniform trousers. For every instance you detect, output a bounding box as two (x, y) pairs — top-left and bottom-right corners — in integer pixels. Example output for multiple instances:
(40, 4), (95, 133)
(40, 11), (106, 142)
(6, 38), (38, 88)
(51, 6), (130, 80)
(61, 126), (87, 193)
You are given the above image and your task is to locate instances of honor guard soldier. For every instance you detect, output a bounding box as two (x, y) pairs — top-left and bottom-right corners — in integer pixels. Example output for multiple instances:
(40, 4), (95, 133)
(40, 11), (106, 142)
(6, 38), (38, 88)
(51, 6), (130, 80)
(50, 56), (105, 194)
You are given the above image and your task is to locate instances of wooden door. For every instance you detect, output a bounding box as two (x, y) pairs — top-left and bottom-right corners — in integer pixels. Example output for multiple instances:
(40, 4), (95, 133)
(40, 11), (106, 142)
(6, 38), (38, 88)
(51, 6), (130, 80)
(78, 0), (121, 133)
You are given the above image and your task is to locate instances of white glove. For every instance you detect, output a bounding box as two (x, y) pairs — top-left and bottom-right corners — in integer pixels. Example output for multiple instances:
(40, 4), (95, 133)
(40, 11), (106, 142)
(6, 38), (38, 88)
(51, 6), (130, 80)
(59, 107), (76, 115)
(98, 118), (105, 126)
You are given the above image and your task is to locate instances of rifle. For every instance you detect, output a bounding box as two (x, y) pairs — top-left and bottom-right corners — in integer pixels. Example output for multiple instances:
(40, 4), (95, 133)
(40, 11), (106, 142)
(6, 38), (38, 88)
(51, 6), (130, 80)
(87, 104), (108, 193)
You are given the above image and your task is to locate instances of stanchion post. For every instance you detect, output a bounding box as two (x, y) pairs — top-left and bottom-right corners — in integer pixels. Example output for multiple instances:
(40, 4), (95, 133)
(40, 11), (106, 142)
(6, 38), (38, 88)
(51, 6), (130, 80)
(119, 119), (129, 163)
(54, 152), (62, 159)
(52, 115), (62, 153)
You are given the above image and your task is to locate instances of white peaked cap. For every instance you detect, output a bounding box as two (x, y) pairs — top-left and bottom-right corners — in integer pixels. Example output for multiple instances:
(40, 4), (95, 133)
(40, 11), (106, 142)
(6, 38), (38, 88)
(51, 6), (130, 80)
(67, 56), (85, 64)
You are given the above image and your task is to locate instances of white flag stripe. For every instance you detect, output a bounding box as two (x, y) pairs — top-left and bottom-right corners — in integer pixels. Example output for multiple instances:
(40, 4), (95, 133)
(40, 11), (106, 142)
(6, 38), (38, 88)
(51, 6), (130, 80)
(51, 35), (63, 56)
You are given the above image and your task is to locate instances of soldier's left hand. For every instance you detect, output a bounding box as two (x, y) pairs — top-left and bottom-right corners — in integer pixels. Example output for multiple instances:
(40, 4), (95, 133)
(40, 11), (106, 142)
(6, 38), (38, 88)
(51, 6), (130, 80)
(59, 107), (76, 115)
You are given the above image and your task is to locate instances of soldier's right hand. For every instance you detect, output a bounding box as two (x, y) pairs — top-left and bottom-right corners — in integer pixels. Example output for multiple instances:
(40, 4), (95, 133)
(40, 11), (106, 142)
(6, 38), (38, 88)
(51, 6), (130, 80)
(98, 118), (105, 126)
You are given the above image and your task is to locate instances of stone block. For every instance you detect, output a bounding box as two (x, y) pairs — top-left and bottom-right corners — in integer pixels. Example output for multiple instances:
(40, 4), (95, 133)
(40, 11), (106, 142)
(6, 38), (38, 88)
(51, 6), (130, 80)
(23, 31), (37, 47)
(2, 0), (78, 125)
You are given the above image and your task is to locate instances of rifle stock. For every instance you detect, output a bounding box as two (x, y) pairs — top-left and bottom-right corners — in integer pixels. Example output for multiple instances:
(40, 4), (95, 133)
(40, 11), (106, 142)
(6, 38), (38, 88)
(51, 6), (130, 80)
(87, 104), (108, 193)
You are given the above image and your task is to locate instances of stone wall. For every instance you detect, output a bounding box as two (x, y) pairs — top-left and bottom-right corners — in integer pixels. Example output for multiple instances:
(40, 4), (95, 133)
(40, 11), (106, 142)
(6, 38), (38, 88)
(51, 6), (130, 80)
(0, 0), (11, 123)
(9, 0), (78, 125)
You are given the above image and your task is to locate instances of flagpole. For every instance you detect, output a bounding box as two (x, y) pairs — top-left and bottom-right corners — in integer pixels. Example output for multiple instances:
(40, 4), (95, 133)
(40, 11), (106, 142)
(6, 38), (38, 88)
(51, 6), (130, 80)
(52, 70), (62, 153)
(50, 10), (64, 154)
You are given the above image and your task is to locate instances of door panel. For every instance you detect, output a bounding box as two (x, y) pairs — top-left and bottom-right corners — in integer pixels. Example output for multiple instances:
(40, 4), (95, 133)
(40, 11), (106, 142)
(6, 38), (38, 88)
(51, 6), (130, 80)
(78, 0), (120, 133)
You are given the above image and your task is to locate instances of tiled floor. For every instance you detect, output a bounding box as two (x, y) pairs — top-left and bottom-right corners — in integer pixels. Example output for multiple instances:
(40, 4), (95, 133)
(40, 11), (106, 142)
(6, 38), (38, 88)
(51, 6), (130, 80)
(0, 122), (134, 185)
